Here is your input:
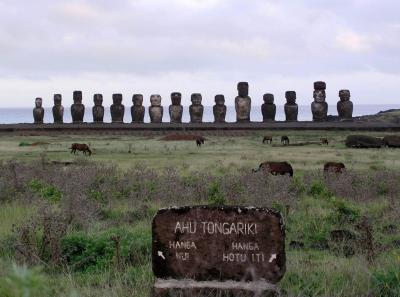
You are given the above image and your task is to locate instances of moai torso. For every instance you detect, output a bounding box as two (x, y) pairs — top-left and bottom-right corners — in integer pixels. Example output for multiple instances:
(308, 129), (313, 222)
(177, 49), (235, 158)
(111, 94), (125, 123)
(262, 93), (276, 122)
(169, 92), (183, 123)
(149, 94), (163, 123)
(235, 82), (251, 123)
(189, 93), (204, 123)
(52, 94), (64, 124)
(284, 91), (298, 122)
(71, 91), (85, 123)
(92, 94), (104, 123)
(131, 94), (145, 123)
(311, 81), (328, 122)
(213, 95), (227, 123)
(337, 89), (353, 121)
(33, 97), (44, 124)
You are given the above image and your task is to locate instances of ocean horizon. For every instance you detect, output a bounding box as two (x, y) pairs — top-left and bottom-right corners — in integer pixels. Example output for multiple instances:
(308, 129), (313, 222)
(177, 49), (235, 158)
(0, 104), (398, 124)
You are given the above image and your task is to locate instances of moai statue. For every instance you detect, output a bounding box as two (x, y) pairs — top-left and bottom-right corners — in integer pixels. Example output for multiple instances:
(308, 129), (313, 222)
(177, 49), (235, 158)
(189, 93), (204, 123)
(92, 94), (104, 123)
(149, 94), (163, 123)
(337, 89), (353, 121)
(262, 93), (276, 122)
(169, 92), (183, 123)
(284, 91), (298, 122)
(311, 81), (328, 122)
(213, 94), (227, 123)
(33, 97), (44, 124)
(71, 91), (85, 124)
(52, 94), (64, 124)
(111, 94), (125, 123)
(131, 94), (145, 123)
(235, 82), (251, 123)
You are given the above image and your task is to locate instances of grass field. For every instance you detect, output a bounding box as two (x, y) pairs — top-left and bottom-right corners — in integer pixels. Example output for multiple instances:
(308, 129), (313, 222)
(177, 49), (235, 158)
(0, 131), (399, 297)
(0, 130), (400, 172)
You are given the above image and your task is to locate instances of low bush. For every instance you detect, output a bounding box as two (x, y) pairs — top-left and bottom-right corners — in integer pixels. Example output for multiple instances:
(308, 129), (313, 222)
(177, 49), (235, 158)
(372, 265), (400, 297)
(61, 227), (151, 272)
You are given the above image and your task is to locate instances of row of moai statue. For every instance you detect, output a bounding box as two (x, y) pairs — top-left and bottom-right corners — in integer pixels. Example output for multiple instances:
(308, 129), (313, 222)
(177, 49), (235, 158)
(33, 82), (353, 124)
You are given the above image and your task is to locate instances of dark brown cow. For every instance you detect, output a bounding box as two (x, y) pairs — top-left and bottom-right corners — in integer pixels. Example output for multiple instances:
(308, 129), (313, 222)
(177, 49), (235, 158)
(263, 136), (273, 144)
(323, 162), (345, 173)
(383, 135), (400, 148)
(196, 136), (205, 147)
(253, 161), (293, 177)
(70, 143), (92, 156)
(320, 138), (329, 145)
(281, 136), (290, 145)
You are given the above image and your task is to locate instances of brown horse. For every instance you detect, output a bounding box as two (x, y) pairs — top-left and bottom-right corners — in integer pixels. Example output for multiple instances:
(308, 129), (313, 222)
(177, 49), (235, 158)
(323, 162), (345, 173)
(263, 136), (273, 144)
(253, 161), (293, 177)
(281, 136), (290, 145)
(321, 138), (329, 145)
(70, 143), (92, 156)
(196, 136), (205, 147)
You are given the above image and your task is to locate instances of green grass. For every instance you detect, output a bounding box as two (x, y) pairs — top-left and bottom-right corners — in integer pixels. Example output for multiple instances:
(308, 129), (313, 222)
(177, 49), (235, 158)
(0, 131), (400, 172)
(0, 132), (399, 297)
(0, 203), (33, 237)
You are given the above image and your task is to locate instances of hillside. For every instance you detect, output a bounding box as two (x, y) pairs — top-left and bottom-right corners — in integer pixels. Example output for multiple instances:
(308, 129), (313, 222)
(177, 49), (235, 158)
(355, 109), (400, 123)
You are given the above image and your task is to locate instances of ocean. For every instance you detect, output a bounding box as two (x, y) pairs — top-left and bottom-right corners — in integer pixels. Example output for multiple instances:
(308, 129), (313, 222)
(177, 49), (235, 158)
(0, 105), (398, 124)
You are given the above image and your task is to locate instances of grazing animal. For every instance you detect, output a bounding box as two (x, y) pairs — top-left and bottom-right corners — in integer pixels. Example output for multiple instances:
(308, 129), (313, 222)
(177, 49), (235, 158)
(253, 161), (293, 177)
(323, 162), (345, 173)
(263, 136), (273, 144)
(196, 136), (205, 147)
(320, 138), (329, 145)
(70, 143), (92, 156)
(383, 135), (400, 148)
(281, 136), (290, 145)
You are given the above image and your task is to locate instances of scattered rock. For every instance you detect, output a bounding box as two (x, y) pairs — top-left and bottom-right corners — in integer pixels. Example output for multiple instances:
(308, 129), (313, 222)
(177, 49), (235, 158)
(289, 241), (304, 250)
(382, 224), (398, 235)
(345, 135), (383, 148)
(310, 240), (329, 251)
(330, 230), (357, 242)
(392, 239), (400, 248)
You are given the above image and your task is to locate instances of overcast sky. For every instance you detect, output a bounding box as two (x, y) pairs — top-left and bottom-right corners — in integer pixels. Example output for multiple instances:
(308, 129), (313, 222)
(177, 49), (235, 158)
(0, 0), (399, 107)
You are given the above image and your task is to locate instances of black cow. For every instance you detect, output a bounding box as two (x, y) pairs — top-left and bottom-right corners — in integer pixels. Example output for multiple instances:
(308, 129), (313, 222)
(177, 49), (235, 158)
(253, 161), (293, 177)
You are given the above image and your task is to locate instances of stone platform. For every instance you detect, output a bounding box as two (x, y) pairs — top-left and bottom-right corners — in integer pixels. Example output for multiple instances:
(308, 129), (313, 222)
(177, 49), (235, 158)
(0, 121), (399, 136)
(152, 279), (279, 297)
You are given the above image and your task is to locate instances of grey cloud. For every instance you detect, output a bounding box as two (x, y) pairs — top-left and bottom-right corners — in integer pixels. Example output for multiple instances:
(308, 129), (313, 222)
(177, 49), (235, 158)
(0, 0), (399, 107)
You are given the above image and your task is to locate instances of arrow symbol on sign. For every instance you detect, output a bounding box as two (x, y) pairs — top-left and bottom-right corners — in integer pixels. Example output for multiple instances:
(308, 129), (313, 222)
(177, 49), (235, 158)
(158, 251), (166, 260)
(269, 254), (277, 263)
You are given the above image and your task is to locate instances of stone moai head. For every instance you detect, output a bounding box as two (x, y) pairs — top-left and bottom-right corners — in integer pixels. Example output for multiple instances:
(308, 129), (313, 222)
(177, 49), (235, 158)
(171, 92), (182, 105)
(150, 94), (162, 106)
(285, 91), (297, 104)
(133, 94), (143, 106)
(113, 94), (123, 105)
(263, 93), (274, 104)
(313, 81), (326, 103)
(35, 97), (43, 108)
(54, 94), (62, 106)
(237, 82), (249, 97)
(339, 89), (351, 101)
(73, 91), (82, 104)
(215, 94), (225, 105)
(191, 93), (202, 105)
(93, 94), (103, 105)
(314, 81), (326, 90)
